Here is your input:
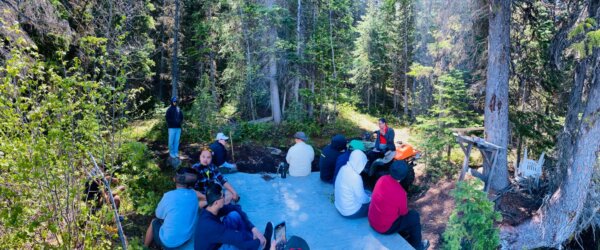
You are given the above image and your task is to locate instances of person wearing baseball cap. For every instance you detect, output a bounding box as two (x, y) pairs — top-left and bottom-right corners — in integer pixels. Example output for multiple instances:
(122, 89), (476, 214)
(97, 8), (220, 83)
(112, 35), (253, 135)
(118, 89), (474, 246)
(209, 132), (238, 173)
(144, 167), (199, 249)
(166, 96), (184, 160)
(285, 132), (315, 177)
(368, 161), (429, 250)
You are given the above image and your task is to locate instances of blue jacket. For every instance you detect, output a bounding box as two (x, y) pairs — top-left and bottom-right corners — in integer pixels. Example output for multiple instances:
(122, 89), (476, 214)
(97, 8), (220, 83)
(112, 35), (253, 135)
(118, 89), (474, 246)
(194, 205), (259, 250)
(334, 150), (352, 183)
(209, 141), (227, 167)
(319, 135), (347, 183)
(166, 105), (183, 128)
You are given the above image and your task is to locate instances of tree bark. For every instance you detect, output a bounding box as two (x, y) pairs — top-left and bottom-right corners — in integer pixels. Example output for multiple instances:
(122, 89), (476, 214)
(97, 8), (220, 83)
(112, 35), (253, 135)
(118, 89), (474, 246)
(501, 51), (600, 249)
(171, 0), (180, 99)
(484, 0), (510, 190)
(293, 0), (303, 104)
(266, 0), (281, 124)
(403, 2), (410, 118)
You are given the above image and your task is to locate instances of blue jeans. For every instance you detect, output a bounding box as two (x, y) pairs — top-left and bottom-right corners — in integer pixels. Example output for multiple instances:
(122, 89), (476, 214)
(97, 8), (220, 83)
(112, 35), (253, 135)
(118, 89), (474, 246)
(343, 202), (370, 219)
(168, 128), (181, 158)
(219, 211), (253, 250)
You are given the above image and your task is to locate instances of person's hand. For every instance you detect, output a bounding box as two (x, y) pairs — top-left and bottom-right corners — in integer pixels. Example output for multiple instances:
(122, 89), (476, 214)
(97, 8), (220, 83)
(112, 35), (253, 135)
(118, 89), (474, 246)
(231, 192), (240, 202)
(251, 227), (266, 248)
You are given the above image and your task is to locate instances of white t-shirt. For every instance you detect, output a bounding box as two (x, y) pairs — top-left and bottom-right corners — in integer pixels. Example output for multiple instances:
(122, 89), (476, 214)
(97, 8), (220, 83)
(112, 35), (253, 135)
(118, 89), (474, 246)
(286, 141), (315, 176)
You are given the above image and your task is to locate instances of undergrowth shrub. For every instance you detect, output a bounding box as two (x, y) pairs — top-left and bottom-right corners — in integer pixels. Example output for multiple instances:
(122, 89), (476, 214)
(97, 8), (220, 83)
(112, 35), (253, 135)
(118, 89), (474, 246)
(118, 142), (172, 215)
(443, 179), (502, 250)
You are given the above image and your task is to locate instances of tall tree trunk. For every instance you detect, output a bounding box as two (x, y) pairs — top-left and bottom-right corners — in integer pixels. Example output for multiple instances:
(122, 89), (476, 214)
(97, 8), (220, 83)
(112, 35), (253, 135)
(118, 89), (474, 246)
(484, 0), (510, 190)
(403, 2), (410, 118)
(209, 50), (218, 105)
(157, 16), (166, 102)
(238, 4), (256, 120)
(293, 0), (303, 104)
(171, 0), (180, 99)
(501, 51), (600, 249)
(266, 0), (282, 124)
(328, 0), (338, 119)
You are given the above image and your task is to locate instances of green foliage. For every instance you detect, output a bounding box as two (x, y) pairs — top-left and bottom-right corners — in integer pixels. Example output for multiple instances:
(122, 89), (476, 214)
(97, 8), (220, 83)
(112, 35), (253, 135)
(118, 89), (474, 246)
(0, 31), (127, 248)
(117, 142), (172, 215)
(414, 70), (480, 180)
(443, 179), (502, 250)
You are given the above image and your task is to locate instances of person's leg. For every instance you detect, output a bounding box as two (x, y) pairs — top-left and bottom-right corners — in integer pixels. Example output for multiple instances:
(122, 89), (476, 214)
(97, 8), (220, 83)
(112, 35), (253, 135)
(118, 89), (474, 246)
(145, 219), (163, 247)
(173, 128), (181, 157)
(384, 210), (423, 250)
(343, 202), (370, 219)
(144, 221), (153, 247)
(168, 128), (175, 158)
(221, 211), (253, 250)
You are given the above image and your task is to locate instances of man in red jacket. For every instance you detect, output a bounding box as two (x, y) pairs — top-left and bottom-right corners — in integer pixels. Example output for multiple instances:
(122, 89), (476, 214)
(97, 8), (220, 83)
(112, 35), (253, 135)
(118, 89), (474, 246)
(368, 161), (429, 250)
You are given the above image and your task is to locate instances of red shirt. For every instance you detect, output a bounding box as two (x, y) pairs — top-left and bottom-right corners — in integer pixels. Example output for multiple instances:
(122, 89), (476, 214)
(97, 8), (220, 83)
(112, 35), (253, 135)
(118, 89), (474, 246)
(368, 175), (408, 233)
(379, 126), (388, 145)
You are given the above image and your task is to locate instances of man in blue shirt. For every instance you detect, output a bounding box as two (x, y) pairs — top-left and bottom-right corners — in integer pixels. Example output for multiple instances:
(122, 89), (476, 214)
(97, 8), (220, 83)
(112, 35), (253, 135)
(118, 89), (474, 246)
(195, 184), (272, 250)
(144, 167), (199, 249)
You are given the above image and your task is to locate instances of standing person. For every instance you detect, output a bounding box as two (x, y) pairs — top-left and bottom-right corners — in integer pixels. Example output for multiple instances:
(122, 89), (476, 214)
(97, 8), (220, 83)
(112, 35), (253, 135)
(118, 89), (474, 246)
(370, 118), (396, 160)
(210, 132), (238, 173)
(334, 150), (371, 218)
(285, 132), (315, 177)
(192, 146), (240, 208)
(144, 167), (199, 249)
(166, 96), (184, 159)
(368, 161), (429, 250)
(319, 134), (347, 183)
(195, 184), (272, 250)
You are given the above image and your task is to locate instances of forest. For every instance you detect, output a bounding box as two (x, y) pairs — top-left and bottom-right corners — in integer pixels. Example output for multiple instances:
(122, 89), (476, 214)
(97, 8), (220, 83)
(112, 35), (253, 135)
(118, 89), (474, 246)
(0, 0), (599, 249)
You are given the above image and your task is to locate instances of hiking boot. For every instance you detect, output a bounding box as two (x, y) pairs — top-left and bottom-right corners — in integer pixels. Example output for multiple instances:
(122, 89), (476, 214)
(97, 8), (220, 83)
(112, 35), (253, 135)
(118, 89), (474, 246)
(421, 239), (430, 250)
(263, 222), (273, 250)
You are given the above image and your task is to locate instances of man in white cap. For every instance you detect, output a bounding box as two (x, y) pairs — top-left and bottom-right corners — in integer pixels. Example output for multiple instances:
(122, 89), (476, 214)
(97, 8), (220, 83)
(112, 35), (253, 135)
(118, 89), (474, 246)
(209, 132), (238, 173)
(285, 132), (315, 177)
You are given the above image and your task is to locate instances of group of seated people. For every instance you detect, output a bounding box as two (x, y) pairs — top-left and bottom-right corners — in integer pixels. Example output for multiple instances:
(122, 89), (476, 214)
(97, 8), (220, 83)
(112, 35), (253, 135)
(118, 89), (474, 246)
(145, 133), (305, 250)
(144, 119), (427, 250)
(315, 118), (429, 250)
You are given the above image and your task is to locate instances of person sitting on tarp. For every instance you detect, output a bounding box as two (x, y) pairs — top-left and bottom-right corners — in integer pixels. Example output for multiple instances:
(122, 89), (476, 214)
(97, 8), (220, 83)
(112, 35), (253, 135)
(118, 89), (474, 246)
(144, 167), (199, 250)
(368, 118), (396, 161)
(368, 161), (429, 250)
(192, 146), (240, 208)
(335, 150), (371, 218)
(210, 132), (238, 173)
(319, 134), (347, 183)
(286, 132), (315, 177)
(333, 140), (366, 183)
(195, 184), (272, 250)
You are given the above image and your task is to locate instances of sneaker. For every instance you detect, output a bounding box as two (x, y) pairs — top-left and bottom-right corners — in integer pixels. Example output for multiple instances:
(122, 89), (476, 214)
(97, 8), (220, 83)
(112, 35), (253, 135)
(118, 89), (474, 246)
(263, 222), (273, 250)
(421, 239), (430, 250)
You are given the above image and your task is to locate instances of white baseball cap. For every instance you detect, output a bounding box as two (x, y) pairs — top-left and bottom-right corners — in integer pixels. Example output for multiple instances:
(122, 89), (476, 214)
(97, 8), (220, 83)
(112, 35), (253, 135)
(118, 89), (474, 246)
(216, 132), (229, 141)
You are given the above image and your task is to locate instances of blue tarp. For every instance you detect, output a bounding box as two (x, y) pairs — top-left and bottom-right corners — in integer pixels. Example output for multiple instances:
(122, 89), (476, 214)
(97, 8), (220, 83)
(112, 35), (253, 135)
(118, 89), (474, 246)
(227, 172), (414, 250)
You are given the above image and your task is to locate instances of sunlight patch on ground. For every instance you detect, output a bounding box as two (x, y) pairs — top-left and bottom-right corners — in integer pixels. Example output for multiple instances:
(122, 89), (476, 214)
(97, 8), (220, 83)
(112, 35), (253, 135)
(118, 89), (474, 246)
(338, 105), (412, 143)
(126, 118), (159, 140)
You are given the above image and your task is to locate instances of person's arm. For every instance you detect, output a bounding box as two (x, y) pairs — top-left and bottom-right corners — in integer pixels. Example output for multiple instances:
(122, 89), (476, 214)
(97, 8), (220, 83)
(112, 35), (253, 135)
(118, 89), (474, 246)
(195, 190), (207, 208)
(286, 146), (294, 163)
(352, 175), (370, 204)
(223, 182), (239, 202)
(386, 128), (395, 151)
(398, 188), (409, 215)
(155, 195), (167, 219)
(178, 108), (183, 124)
